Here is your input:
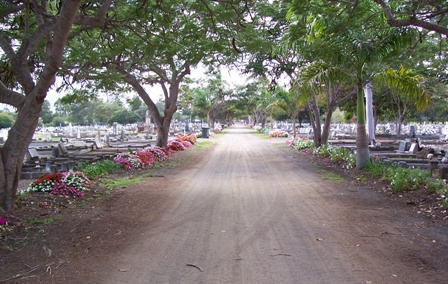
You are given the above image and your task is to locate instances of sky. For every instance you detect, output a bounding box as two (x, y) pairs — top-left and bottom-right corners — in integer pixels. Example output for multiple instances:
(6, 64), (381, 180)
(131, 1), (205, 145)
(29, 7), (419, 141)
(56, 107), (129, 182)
(44, 65), (250, 111)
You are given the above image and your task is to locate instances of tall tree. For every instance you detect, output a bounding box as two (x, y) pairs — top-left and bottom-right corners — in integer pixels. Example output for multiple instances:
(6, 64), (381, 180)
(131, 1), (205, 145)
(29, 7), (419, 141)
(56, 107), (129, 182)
(0, 0), (113, 213)
(61, 1), (257, 147)
(293, 61), (356, 146)
(192, 72), (231, 129)
(376, 66), (429, 137)
(288, 0), (417, 168)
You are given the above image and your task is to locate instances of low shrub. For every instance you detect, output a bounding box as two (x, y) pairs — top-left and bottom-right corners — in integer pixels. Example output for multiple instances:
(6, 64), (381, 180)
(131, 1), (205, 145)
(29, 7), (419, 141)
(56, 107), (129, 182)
(286, 137), (314, 150)
(390, 167), (429, 192)
(269, 130), (288, 138)
(74, 160), (122, 179)
(23, 172), (90, 198)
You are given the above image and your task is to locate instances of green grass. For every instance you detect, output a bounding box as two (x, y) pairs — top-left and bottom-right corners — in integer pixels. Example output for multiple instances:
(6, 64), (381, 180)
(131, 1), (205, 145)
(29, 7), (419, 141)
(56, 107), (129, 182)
(101, 176), (144, 190)
(253, 132), (270, 139)
(195, 141), (214, 150)
(27, 217), (58, 225)
(316, 169), (343, 183)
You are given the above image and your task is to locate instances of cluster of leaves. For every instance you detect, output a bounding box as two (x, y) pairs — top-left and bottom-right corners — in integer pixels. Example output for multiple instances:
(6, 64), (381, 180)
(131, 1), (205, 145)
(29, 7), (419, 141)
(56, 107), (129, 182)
(23, 172), (90, 198)
(286, 137), (314, 150)
(314, 145), (356, 169)
(74, 160), (122, 180)
(255, 126), (270, 134)
(361, 160), (448, 207)
(428, 180), (448, 207)
(269, 130), (288, 138)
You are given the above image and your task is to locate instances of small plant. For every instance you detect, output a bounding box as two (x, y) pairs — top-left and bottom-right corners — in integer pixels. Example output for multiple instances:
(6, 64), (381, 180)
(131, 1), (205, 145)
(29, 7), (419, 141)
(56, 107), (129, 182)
(328, 147), (350, 163)
(269, 130), (288, 138)
(313, 144), (331, 156)
(0, 215), (18, 228)
(314, 145), (356, 169)
(114, 152), (144, 170)
(287, 137), (314, 150)
(390, 167), (429, 192)
(74, 160), (122, 179)
(344, 153), (356, 169)
(167, 139), (187, 151)
(257, 127), (269, 134)
(23, 172), (90, 197)
(176, 134), (197, 145)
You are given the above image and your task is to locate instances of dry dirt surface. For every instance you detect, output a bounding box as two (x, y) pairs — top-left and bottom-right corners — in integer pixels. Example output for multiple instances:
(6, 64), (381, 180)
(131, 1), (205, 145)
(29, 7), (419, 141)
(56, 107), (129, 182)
(1, 124), (448, 284)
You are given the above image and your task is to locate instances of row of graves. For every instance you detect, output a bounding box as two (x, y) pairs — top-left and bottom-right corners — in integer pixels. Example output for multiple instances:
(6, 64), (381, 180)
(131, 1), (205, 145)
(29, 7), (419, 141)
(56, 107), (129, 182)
(270, 121), (448, 179)
(21, 126), (152, 179)
(328, 123), (448, 179)
(17, 121), (205, 179)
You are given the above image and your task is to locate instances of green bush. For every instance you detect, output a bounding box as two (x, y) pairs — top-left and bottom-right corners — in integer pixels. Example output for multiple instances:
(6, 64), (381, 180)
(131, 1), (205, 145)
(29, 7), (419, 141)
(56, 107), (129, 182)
(74, 160), (122, 179)
(328, 147), (350, 163)
(313, 145), (331, 156)
(0, 113), (14, 128)
(292, 139), (314, 150)
(390, 167), (429, 192)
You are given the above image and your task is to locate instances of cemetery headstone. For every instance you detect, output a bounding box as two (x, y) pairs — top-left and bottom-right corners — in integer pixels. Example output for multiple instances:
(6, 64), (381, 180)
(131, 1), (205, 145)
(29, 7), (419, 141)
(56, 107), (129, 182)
(409, 125), (416, 138)
(121, 127), (125, 141)
(113, 122), (118, 136)
(58, 143), (69, 157)
(94, 139), (103, 149)
(409, 143), (419, 154)
(397, 141), (407, 153)
(26, 148), (40, 161)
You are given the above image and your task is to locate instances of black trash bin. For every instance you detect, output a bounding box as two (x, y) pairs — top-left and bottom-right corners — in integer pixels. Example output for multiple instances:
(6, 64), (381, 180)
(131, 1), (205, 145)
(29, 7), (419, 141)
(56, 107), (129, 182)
(201, 126), (209, 138)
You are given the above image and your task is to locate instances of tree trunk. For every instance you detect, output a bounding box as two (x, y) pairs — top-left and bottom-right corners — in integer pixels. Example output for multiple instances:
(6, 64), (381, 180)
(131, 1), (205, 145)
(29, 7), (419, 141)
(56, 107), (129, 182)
(292, 115), (297, 138)
(307, 100), (322, 148)
(396, 116), (403, 138)
(356, 81), (370, 169)
(155, 119), (170, 147)
(321, 106), (334, 145)
(260, 116), (266, 128)
(0, 1), (83, 213)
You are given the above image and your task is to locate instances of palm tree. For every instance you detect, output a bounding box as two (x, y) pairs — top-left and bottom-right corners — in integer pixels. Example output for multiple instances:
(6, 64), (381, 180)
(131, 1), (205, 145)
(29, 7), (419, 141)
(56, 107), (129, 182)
(293, 61), (356, 147)
(271, 86), (303, 137)
(375, 66), (429, 137)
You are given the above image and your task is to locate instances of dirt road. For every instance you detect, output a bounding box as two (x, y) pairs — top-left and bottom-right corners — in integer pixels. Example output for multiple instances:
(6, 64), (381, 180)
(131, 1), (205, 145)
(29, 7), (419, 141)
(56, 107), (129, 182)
(4, 124), (447, 283)
(79, 125), (446, 283)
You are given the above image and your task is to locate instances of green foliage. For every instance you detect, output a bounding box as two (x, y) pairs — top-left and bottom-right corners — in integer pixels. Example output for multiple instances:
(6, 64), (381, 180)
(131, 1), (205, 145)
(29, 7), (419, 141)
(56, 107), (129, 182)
(364, 160), (431, 193)
(389, 167), (429, 192)
(0, 113), (14, 128)
(50, 116), (68, 127)
(313, 144), (331, 157)
(108, 109), (141, 125)
(364, 161), (390, 181)
(292, 138), (314, 150)
(313, 145), (356, 169)
(257, 127), (270, 134)
(39, 101), (54, 125)
(74, 160), (122, 180)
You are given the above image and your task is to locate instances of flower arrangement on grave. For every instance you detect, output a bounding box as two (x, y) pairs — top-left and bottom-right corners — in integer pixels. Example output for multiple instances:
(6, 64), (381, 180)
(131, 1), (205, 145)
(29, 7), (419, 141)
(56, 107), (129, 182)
(114, 152), (144, 170)
(24, 172), (90, 198)
(167, 139), (187, 151)
(141, 146), (169, 162)
(269, 130), (289, 138)
(286, 137), (314, 150)
(176, 134), (197, 145)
